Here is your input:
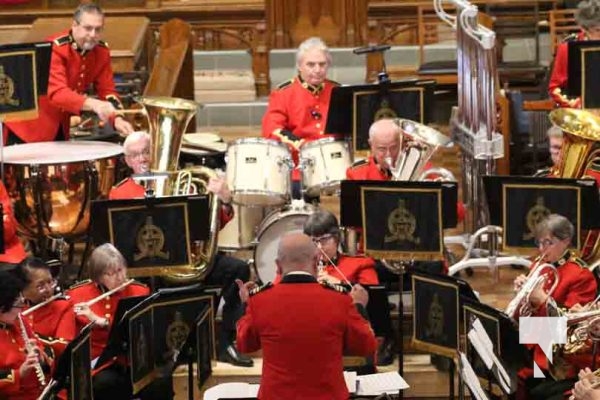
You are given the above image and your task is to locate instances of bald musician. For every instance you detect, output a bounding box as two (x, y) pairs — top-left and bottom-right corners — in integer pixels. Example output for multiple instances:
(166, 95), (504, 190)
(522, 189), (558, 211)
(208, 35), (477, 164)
(109, 131), (254, 367)
(236, 232), (377, 400)
(3, 3), (133, 144)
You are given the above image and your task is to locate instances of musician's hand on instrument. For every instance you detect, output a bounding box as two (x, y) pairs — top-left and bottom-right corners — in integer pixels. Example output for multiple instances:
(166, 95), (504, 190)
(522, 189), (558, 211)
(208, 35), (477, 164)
(528, 283), (548, 308)
(85, 98), (117, 122)
(317, 270), (341, 285)
(579, 368), (595, 382)
(350, 284), (369, 307)
(73, 302), (99, 322)
(514, 274), (528, 291)
(571, 303), (585, 313)
(114, 116), (134, 136)
(207, 176), (232, 204)
(19, 352), (39, 378)
(573, 376), (600, 400)
(236, 279), (256, 304)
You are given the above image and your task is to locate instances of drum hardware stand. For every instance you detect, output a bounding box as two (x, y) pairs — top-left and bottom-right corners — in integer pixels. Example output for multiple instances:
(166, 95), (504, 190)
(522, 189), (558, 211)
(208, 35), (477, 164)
(448, 225), (530, 282)
(352, 44), (391, 84)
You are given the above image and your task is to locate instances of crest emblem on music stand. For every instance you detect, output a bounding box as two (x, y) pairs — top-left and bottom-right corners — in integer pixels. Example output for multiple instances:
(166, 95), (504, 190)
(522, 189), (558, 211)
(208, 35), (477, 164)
(0, 65), (19, 106)
(523, 196), (551, 240)
(165, 311), (190, 361)
(374, 98), (398, 120)
(385, 199), (419, 245)
(425, 293), (446, 341)
(135, 216), (170, 261)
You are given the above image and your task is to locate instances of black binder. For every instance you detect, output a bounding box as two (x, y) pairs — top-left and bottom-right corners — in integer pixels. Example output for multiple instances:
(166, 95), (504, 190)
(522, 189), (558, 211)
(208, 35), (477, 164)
(567, 40), (600, 108)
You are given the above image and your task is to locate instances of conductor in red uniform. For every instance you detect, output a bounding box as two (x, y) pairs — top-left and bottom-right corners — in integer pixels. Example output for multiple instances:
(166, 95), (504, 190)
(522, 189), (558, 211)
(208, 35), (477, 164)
(548, 0), (600, 108)
(3, 3), (134, 144)
(236, 232), (377, 400)
(515, 214), (597, 400)
(18, 257), (76, 358)
(0, 270), (54, 400)
(262, 37), (340, 197)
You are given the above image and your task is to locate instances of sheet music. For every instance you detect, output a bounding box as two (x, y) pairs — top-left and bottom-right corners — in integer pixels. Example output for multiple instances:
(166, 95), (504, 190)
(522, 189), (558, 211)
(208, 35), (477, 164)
(355, 371), (409, 395)
(470, 318), (511, 393)
(203, 382), (259, 400)
(459, 352), (490, 400)
(344, 371), (358, 393)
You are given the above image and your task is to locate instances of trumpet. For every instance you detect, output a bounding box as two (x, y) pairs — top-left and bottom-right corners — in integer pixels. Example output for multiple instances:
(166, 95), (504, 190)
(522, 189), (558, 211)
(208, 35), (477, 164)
(74, 279), (135, 312)
(505, 254), (559, 319)
(569, 369), (600, 400)
(17, 314), (46, 388)
(22, 293), (67, 317)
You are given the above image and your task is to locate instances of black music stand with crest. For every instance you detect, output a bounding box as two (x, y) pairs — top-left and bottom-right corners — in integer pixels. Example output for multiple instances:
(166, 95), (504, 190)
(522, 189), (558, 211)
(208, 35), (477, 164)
(90, 194), (209, 280)
(341, 179), (459, 400)
(39, 322), (94, 400)
(568, 40), (600, 108)
(325, 79), (435, 157)
(483, 175), (600, 256)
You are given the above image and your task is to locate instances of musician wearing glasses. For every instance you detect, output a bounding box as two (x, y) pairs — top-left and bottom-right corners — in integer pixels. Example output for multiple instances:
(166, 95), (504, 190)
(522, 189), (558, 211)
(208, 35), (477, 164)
(549, 0), (600, 108)
(0, 180), (26, 270)
(109, 131), (254, 367)
(16, 258), (76, 358)
(3, 2), (134, 144)
(0, 270), (54, 400)
(235, 232), (377, 400)
(262, 37), (340, 198)
(515, 215), (597, 399)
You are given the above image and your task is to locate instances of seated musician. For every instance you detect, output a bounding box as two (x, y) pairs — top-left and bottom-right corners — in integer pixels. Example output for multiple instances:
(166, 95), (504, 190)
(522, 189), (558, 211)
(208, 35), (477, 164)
(16, 257), (76, 358)
(534, 125), (563, 177)
(0, 270), (54, 400)
(262, 36), (340, 200)
(549, 0), (600, 108)
(0, 180), (27, 270)
(67, 243), (172, 400)
(2, 3), (133, 144)
(109, 131), (254, 367)
(515, 214), (597, 400)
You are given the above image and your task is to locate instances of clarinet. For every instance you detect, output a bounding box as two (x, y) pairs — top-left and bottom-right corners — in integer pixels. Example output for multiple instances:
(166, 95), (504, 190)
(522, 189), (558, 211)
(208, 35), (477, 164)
(17, 314), (46, 387)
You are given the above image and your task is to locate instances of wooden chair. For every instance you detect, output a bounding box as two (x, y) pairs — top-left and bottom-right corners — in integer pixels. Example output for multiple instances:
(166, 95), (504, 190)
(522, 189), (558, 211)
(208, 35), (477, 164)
(549, 8), (578, 56)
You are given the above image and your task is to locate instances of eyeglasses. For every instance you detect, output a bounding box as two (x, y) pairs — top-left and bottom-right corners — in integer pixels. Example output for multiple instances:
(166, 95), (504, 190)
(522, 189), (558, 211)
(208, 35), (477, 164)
(126, 149), (150, 160)
(76, 22), (104, 34)
(34, 279), (57, 293)
(312, 234), (335, 245)
(103, 266), (126, 278)
(535, 238), (559, 248)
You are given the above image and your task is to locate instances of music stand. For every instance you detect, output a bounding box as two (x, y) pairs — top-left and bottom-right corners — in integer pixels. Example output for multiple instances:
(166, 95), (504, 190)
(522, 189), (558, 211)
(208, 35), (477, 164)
(0, 42), (52, 177)
(325, 80), (435, 155)
(90, 195), (209, 278)
(567, 40), (600, 108)
(483, 175), (600, 256)
(39, 323), (94, 400)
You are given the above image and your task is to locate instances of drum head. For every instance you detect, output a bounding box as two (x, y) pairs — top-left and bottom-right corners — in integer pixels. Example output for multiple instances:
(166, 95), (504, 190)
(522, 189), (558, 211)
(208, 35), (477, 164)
(2, 141), (123, 164)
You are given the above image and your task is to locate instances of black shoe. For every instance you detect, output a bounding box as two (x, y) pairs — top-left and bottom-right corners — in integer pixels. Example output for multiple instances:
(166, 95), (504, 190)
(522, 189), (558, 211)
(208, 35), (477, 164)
(218, 345), (254, 367)
(376, 339), (395, 366)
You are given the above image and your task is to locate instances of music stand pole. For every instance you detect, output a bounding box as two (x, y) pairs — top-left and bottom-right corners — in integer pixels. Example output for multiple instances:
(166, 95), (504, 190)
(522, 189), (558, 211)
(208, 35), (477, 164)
(395, 260), (405, 400)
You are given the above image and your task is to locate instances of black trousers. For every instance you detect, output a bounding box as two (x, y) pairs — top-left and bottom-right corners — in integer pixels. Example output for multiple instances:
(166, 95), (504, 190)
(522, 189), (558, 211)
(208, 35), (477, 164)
(204, 252), (250, 353)
(520, 376), (576, 400)
(93, 364), (174, 400)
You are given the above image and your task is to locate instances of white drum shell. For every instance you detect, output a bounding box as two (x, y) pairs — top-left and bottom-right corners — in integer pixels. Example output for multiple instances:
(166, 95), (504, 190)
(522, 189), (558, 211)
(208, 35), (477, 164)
(300, 138), (351, 196)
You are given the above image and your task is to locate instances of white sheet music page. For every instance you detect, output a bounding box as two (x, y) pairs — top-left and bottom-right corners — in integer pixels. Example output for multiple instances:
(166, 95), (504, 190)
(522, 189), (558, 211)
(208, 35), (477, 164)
(344, 371), (358, 393)
(356, 371), (409, 395)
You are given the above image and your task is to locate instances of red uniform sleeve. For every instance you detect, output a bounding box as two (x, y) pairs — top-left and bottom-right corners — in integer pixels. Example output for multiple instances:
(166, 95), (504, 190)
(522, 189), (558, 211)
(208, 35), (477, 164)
(236, 302), (261, 354)
(46, 45), (86, 114)
(355, 258), (379, 285)
(93, 53), (119, 102)
(562, 270), (597, 309)
(262, 89), (289, 140)
(343, 300), (377, 357)
(548, 42), (580, 108)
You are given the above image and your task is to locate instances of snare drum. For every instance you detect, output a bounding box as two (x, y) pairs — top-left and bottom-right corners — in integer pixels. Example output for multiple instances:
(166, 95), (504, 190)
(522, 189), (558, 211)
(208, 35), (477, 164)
(299, 138), (351, 196)
(3, 141), (122, 240)
(253, 201), (317, 283)
(226, 138), (292, 206)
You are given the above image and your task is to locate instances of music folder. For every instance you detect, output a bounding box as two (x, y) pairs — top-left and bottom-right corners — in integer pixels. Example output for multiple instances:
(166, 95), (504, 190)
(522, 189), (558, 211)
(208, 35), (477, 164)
(567, 39), (600, 108)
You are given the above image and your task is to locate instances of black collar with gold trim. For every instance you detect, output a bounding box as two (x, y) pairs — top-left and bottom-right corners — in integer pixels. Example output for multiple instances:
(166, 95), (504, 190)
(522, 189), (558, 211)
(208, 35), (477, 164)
(297, 75), (324, 95)
(553, 249), (571, 267)
(280, 273), (317, 284)
(0, 321), (12, 330)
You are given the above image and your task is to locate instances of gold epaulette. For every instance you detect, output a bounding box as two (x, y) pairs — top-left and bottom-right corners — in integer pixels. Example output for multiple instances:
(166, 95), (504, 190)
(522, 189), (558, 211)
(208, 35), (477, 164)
(130, 281), (148, 289)
(113, 177), (129, 188)
(249, 282), (273, 296)
(98, 40), (109, 48)
(68, 279), (92, 290)
(276, 78), (294, 90)
(562, 33), (578, 43)
(573, 256), (588, 268)
(350, 158), (369, 169)
(53, 35), (71, 46)
(320, 281), (350, 293)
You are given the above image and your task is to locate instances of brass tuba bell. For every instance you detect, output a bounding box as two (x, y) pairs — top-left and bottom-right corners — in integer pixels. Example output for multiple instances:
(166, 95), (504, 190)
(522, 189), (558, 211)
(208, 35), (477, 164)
(138, 96), (220, 283)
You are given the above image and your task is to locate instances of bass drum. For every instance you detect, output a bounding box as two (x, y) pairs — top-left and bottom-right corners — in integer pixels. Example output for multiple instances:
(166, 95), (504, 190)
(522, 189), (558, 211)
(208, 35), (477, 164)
(253, 201), (317, 283)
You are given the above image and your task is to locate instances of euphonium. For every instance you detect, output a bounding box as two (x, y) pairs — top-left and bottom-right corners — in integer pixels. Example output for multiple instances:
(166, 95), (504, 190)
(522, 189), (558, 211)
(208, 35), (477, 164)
(386, 118), (454, 181)
(138, 96), (219, 283)
(505, 255), (559, 319)
(561, 308), (600, 355)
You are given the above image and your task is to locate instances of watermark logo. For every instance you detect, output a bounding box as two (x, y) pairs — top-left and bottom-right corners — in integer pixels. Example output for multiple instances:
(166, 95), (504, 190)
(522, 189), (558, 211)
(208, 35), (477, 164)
(519, 316), (567, 377)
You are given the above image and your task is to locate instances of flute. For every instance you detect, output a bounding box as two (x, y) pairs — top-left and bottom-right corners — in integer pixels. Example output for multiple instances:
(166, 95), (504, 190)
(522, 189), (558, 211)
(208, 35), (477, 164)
(316, 244), (352, 287)
(74, 279), (135, 310)
(22, 293), (67, 317)
(17, 314), (46, 388)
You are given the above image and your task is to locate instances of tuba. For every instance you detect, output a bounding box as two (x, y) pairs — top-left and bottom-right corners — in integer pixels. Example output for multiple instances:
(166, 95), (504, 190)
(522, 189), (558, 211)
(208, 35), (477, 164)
(387, 118), (454, 181)
(138, 96), (220, 283)
(550, 108), (600, 263)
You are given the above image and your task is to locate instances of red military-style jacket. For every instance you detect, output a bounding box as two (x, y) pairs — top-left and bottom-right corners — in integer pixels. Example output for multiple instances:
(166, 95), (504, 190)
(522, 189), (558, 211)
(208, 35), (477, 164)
(548, 31), (586, 108)
(273, 253), (379, 285)
(518, 250), (597, 380)
(262, 76), (340, 180)
(237, 273), (377, 400)
(23, 297), (77, 359)
(66, 280), (150, 360)
(4, 30), (122, 143)
(109, 177), (235, 227)
(0, 320), (54, 400)
(0, 181), (26, 265)
(345, 157), (466, 222)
